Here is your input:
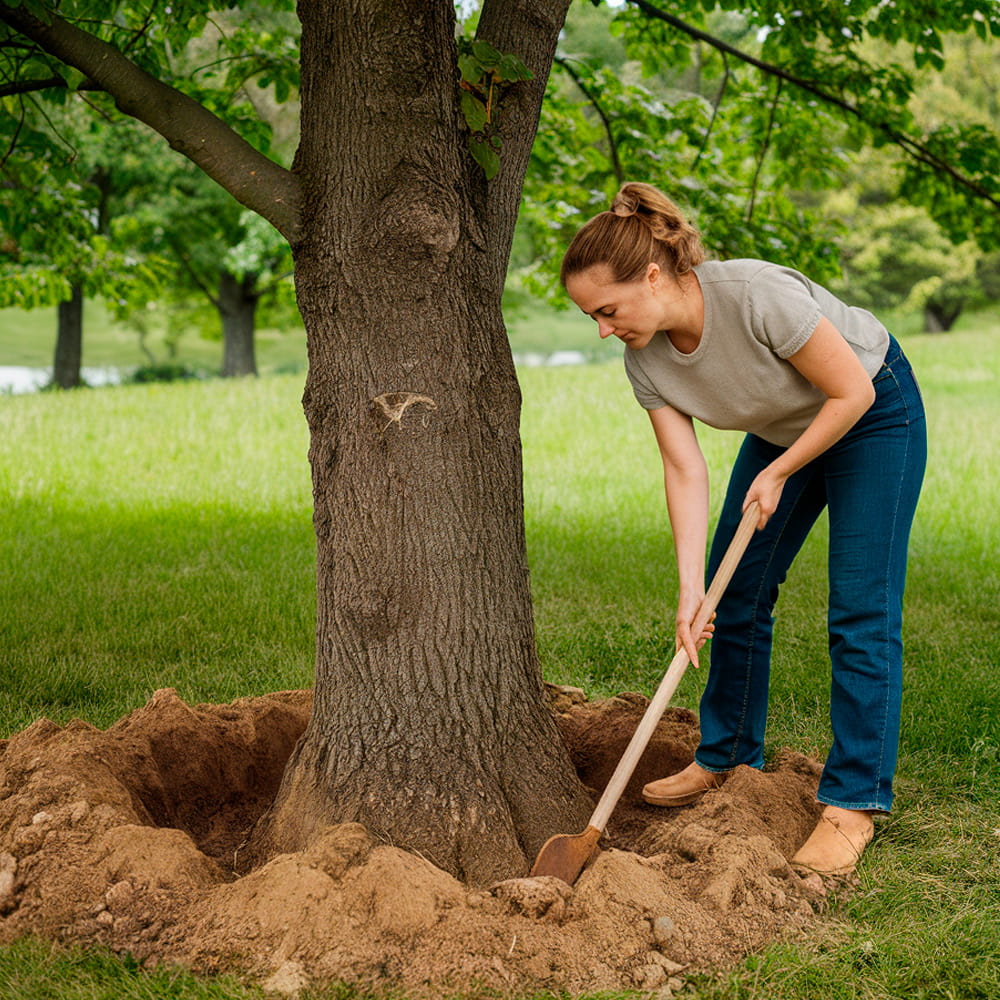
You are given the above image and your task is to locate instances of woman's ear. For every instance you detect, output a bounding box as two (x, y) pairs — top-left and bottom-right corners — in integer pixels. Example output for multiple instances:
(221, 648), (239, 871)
(646, 261), (661, 289)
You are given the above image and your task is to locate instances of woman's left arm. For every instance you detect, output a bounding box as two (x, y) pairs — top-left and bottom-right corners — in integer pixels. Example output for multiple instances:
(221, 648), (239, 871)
(745, 315), (876, 527)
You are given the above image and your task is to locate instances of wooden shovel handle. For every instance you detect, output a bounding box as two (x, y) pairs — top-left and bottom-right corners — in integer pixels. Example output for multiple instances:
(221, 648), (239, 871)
(588, 501), (760, 833)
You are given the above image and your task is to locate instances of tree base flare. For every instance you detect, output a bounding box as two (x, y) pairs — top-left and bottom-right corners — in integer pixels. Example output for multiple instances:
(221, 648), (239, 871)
(0, 687), (830, 996)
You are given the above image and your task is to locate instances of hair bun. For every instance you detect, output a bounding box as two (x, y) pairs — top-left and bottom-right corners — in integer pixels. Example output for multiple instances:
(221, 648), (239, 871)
(610, 189), (640, 218)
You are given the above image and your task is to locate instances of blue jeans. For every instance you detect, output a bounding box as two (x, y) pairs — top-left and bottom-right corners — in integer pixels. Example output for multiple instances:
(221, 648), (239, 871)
(695, 336), (927, 812)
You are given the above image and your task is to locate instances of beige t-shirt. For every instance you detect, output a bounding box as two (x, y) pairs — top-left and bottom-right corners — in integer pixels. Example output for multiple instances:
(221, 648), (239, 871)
(623, 259), (890, 447)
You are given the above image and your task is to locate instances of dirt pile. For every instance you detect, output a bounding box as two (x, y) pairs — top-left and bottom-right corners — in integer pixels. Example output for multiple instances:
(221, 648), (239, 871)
(0, 686), (829, 997)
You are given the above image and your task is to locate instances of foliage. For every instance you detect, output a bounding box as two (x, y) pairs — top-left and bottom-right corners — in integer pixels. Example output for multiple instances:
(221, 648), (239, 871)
(0, 106), (169, 311)
(828, 180), (982, 330)
(128, 362), (201, 383)
(817, 29), (1000, 328)
(514, 0), (1000, 302)
(456, 37), (533, 179)
(6, 0), (1000, 331)
(0, 1), (299, 367)
(625, 0), (1000, 248)
(517, 3), (848, 298)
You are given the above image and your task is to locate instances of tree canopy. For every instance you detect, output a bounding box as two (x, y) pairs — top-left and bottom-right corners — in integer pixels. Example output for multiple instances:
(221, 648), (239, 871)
(515, 0), (1000, 306)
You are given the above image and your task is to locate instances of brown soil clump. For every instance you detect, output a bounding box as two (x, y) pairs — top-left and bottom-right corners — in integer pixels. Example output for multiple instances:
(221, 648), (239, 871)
(0, 685), (829, 997)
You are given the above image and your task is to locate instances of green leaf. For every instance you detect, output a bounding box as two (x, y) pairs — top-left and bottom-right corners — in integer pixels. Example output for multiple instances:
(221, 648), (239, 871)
(458, 53), (481, 85)
(469, 136), (500, 179)
(471, 40), (502, 69)
(497, 53), (533, 82)
(460, 91), (489, 132)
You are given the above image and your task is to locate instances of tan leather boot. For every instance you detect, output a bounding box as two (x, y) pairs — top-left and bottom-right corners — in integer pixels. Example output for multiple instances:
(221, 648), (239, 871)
(791, 805), (875, 877)
(642, 761), (727, 807)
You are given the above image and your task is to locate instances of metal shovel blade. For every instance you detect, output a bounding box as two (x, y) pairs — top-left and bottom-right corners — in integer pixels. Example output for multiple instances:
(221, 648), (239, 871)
(528, 824), (603, 884)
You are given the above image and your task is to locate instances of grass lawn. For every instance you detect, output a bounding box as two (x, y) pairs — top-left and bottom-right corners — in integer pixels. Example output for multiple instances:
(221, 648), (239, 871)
(0, 312), (998, 999)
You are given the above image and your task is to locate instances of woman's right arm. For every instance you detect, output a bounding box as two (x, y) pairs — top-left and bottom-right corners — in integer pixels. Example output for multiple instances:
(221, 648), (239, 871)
(647, 404), (711, 666)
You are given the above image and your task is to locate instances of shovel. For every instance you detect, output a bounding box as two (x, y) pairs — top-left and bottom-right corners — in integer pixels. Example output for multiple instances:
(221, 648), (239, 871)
(529, 501), (760, 885)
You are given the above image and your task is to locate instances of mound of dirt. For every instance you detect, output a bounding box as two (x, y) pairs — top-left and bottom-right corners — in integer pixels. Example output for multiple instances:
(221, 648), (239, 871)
(0, 686), (829, 997)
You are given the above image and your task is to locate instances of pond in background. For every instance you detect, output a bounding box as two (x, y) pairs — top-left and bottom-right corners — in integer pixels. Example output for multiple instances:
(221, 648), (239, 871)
(0, 366), (126, 395)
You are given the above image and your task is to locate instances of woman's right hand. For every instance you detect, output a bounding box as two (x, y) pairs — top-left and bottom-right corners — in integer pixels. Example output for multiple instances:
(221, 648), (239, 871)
(675, 593), (715, 667)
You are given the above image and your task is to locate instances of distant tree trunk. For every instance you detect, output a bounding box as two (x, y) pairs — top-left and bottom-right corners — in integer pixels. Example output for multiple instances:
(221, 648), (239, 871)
(246, 0), (590, 886)
(923, 298), (963, 333)
(218, 271), (259, 377)
(52, 283), (83, 388)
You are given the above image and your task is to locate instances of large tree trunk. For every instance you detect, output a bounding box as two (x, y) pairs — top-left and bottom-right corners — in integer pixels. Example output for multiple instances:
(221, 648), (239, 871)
(248, 0), (589, 886)
(218, 271), (259, 377)
(52, 283), (83, 389)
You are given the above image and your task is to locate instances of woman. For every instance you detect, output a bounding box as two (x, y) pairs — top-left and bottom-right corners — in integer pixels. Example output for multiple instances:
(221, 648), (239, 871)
(561, 182), (926, 880)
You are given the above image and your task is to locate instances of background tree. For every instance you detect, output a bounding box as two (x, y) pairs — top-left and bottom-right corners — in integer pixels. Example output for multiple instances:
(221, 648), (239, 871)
(1, 0), (299, 382)
(0, 106), (166, 387)
(124, 163), (295, 378)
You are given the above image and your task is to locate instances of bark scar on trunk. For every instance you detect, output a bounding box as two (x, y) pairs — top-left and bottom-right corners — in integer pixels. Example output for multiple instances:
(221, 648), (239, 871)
(374, 392), (438, 430)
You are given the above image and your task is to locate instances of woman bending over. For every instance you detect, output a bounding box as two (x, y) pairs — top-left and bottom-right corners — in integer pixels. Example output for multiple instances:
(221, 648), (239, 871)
(561, 182), (926, 880)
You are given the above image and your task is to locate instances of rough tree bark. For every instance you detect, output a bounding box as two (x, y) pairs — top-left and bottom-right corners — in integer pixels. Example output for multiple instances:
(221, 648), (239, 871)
(218, 271), (259, 377)
(0, 0), (592, 887)
(246, 0), (591, 887)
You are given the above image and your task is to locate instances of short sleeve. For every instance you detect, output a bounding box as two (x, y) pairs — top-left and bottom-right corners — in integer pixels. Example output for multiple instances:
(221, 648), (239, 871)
(623, 350), (667, 410)
(747, 266), (823, 358)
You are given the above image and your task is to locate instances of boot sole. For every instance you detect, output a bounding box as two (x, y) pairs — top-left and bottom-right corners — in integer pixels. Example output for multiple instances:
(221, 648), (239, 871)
(641, 787), (712, 807)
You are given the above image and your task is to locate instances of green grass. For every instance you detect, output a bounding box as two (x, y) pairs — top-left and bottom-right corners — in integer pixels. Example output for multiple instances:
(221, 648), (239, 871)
(1, 316), (999, 998)
(0, 376), (315, 730)
(0, 939), (271, 1000)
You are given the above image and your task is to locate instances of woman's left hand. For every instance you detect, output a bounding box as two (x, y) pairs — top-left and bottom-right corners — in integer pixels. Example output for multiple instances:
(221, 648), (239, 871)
(744, 467), (787, 528)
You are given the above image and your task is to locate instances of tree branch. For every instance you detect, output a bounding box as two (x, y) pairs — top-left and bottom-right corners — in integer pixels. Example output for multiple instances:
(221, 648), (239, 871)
(626, 0), (1000, 214)
(168, 237), (221, 311)
(691, 50), (729, 172)
(746, 77), (782, 223)
(0, 4), (303, 242)
(554, 55), (624, 185)
(0, 75), (66, 97)
(476, 0), (573, 273)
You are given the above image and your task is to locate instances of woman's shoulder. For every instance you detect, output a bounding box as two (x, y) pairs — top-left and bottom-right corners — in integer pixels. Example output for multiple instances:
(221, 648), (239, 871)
(697, 260), (819, 313)
(696, 258), (799, 283)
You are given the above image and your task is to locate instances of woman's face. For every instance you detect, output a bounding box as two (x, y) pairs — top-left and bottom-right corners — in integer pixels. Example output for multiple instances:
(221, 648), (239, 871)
(565, 262), (678, 351)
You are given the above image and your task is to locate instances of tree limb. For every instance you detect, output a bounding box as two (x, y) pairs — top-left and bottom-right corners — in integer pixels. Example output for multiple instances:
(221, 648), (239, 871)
(168, 236), (222, 311)
(691, 50), (729, 171)
(476, 0), (573, 271)
(0, 3), (303, 242)
(746, 77), (782, 223)
(0, 76), (66, 97)
(554, 55), (624, 185)
(626, 0), (1000, 214)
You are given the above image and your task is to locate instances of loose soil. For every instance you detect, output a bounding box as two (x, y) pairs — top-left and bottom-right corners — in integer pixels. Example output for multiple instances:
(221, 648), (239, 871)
(0, 685), (833, 997)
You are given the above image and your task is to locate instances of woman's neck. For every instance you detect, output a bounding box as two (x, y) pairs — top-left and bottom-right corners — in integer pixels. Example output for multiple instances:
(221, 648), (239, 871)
(663, 271), (704, 353)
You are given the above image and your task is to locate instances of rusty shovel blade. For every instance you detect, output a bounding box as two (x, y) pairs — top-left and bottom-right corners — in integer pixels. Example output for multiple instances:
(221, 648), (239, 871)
(528, 825), (603, 885)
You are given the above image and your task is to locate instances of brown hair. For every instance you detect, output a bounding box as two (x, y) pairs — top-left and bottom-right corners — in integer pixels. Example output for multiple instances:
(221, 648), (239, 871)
(560, 182), (705, 286)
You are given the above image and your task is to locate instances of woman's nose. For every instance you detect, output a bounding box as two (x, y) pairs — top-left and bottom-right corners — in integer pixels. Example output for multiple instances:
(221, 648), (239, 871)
(597, 319), (616, 339)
